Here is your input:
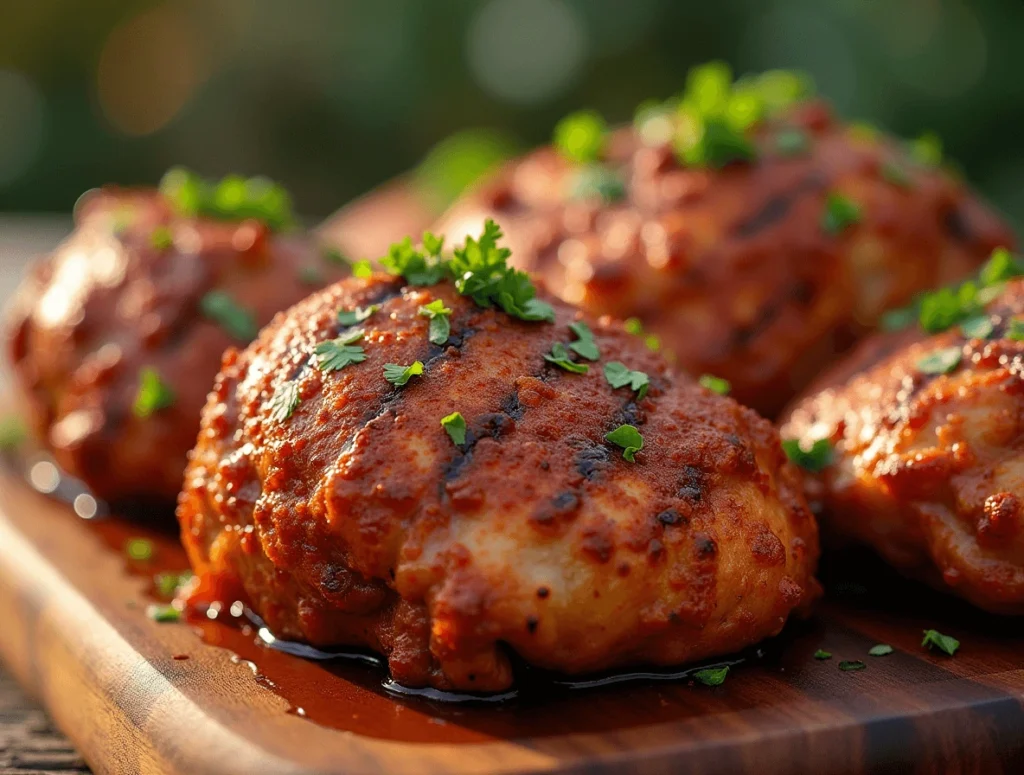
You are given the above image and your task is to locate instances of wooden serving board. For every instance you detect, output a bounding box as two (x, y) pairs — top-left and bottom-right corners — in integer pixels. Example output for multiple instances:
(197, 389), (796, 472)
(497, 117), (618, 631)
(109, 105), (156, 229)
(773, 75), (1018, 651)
(2, 460), (1024, 775)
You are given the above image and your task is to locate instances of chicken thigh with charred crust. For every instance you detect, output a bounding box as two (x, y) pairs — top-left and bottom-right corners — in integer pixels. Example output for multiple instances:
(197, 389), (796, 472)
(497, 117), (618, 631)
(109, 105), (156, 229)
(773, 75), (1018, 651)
(178, 224), (820, 692)
(6, 170), (347, 504)
(781, 254), (1024, 614)
(436, 64), (1012, 416)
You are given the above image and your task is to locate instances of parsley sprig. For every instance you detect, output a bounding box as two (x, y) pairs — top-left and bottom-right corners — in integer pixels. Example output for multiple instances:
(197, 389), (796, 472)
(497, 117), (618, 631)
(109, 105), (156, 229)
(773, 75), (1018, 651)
(338, 305), (378, 326)
(419, 299), (453, 345)
(782, 438), (833, 472)
(159, 167), (294, 231)
(544, 342), (589, 373)
(384, 361), (424, 386)
(605, 424), (644, 462)
(568, 321), (600, 361)
(553, 110), (607, 164)
(268, 380), (302, 423)
(315, 331), (367, 373)
(922, 629), (959, 656)
(133, 367), (175, 419)
(201, 290), (258, 342)
(604, 362), (649, 400)
(441, 412), (467, 445)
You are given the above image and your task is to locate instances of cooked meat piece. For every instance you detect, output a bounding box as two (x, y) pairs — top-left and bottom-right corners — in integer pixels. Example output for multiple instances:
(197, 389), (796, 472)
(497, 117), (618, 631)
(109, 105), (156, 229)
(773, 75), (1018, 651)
(436, 72), (1012, 417)
(6, 176), (347, 504)
(178, 231), (819, 691)
(780, 274), (1024, 614)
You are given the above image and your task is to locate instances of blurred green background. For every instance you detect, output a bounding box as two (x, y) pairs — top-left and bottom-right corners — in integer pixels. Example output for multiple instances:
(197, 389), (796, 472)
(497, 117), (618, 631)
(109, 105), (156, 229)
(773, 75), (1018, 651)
(1, 0), (1022, 227)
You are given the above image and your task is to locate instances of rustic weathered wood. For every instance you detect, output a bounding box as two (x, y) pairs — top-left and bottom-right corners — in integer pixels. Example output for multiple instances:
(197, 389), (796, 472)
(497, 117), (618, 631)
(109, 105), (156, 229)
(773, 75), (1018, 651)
(2, 463), (1024, 775)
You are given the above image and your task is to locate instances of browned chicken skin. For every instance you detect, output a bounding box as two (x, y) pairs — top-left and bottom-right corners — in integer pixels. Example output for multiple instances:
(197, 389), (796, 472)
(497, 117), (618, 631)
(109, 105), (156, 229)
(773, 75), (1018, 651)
(437, 100), (1012, 416)
(780, 279), (1024, 614)
(178, 260), (820, 691)
(6, 185), (346, 504)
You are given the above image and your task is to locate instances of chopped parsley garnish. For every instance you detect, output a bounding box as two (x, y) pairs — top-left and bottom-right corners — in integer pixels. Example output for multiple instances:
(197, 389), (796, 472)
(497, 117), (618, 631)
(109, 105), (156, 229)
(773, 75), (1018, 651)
(419, 299), (453, 345)
(268, 380), (301, 422)
(315, 333), (367, 373)
(960, 315), (994, 340)
(813, 649), (832, 660)
(782, 438), (833, 472)
(338, 305), (378, 326)
(440, 411), (467, 446)
(568, 164), (626, 203)
(821, 192), (861, 235)
(919, 284), (977, 333)
(568, 321), (600, 361)
(150, 226), (173, 250)
(881, 161), (913, 189)
(201, 290), (258, 342)
(381, 221), (555, 324)
(126, 538), (154, 562)
(159, 167), (294, 231)
(383, 361), (424, 386)
(644, 334), (661, 352)
(154, 571), (193, 599)
(0, 415), (26, 451)
(1009, 318), (1024, 341)
(916, 347), (962, 376)
(839, 660), (866, 672)
(868, 644), (893, 657)
(910, 131), (942, 167)
(544, 342), (589, 374)
(132, 367), (175, 419)
(553, 110), (607, 164)
(604, 362), (649, 400)
(922, 629), (959, 656)
(676, 116), (756, 168)
(693, 666), (729, 686)
(699, 374), (731, 395)
(605, 424), (644, 462)
(979, 247), (1024, 287)
(298, 265), (324, 286)
(624, 318), (644, 336)
(352, 260), (373, 278)
(147, 604), (181, 623)
(775, 128), (810, 156)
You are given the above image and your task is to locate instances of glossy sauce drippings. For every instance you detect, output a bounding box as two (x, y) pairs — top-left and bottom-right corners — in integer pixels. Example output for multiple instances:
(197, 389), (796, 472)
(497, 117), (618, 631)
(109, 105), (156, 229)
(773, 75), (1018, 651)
(8, 449), (788, 744)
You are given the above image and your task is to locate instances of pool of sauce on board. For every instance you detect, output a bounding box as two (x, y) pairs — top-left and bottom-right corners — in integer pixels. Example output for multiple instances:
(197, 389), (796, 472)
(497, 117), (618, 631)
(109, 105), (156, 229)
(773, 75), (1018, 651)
(8, 449), (807, 745)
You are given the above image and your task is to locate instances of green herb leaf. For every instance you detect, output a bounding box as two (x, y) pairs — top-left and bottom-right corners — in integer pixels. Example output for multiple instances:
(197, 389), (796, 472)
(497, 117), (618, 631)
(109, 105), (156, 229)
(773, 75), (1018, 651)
(839, 660), (866, 672)
(605, 424), (644, 462)
(147, 604), (182, 623)
(699, 374), (731, 395)
(422, 232), (445, 256)
(782, 438), (833, 472)
(868, 644), (893, 657)
(154, 571), (193, 599)
(0, 415), (26, 451)
(960, 315), (994, 340)
(201, 290), (258, 342)
(315, 337), (367, 373)
(567, 164), (626, 203)
(624, 317), (644, 336)
(150, 226), (174, 250)
(693, 666), (729, 686)
(268, 380), (301, 422)
(910, 131), (942, 167)
(775, 128), (810, 156)
(604, 361), (650, 400)
(979, 247), (1024, 287)
(881, 161), (913, 189)
(922, 629), (959, 656)
(132, 367), (175, 419)
(553, 110), (607, 164)
(441, 411), (467, 446)
(381, 237), (446, 286)
(159, 167), (294, 231)
(916, 347), (962, 376)
(880, 305), (918, 332)
(419, 299), (453, 345)
(568, 321), (600, 361)
(352, 260), (373, 278)
(821, 192), (861, 235)
(383, 361), (424, 387)
(544, 342), (589, 374)
(677, 116), (757, 168)
(338, 305), (378, 326)
(1009, 317), (1024, 341)
(322, 246), (349, 267)
(126, 538), (154, 561)
(814, 649), (832, 660)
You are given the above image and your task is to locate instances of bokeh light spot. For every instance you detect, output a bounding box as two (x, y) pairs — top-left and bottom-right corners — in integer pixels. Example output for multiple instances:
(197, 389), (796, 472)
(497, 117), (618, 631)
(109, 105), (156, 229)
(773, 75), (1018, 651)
(467, 0), (587, 105)
(96, 5), (206, 136)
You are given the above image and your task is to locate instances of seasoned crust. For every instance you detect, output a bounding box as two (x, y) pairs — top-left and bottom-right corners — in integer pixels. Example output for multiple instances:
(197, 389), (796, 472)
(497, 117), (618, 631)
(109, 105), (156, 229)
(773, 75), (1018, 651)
(436, 100), (1012, 416)
(178, 274), (820, 691)
(5, 187), (345, 503)
(780, 280), (1024, 613)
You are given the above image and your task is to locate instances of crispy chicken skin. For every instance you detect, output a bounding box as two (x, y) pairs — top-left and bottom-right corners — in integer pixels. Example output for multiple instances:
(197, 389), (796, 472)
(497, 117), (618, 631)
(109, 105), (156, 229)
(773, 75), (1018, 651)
(178, 274), (820, 691)
(436, 101), (1012, 416)
(6, 187), (344, 504)
(780, 280), (1024, 614)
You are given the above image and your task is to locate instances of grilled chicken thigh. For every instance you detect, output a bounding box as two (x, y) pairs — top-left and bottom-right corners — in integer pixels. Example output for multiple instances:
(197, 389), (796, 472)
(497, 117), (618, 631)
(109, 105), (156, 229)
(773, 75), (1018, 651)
(6, 172), (346, 504)
(178, 227), (820, 691)
(437, 67), (1012, 416)
(781, 266), (1024, 613)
